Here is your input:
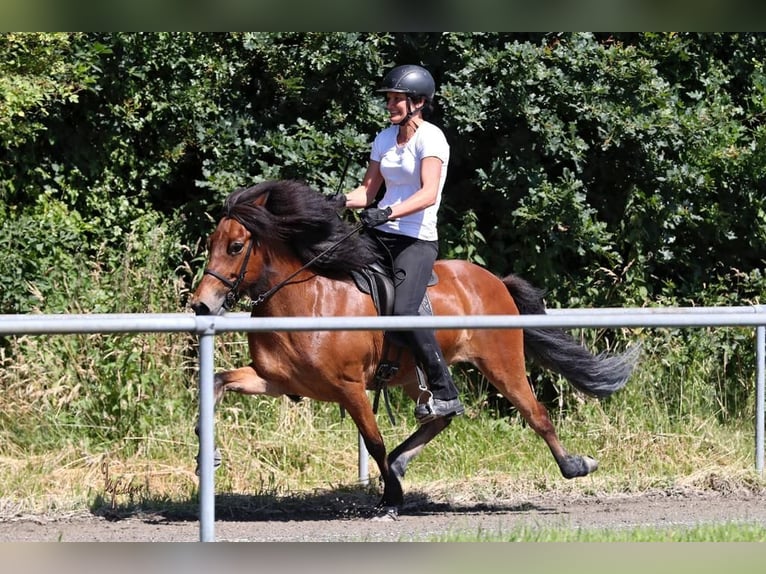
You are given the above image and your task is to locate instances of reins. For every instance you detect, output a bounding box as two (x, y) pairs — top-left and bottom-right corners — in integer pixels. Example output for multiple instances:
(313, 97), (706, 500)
(243, 156), (356, 307)
(250, 222), (364, 308)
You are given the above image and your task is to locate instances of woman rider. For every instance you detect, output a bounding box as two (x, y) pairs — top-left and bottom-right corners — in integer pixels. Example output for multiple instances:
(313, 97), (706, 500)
(333, 64), (464, 425)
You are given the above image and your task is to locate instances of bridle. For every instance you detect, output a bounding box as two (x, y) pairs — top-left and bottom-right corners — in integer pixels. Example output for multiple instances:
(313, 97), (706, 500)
(202, 221), (364, 311)
(202, 234), (256, 311)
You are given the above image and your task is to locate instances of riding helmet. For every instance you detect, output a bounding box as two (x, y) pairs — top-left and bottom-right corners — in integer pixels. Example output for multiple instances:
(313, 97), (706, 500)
(376, 64), (436, 102)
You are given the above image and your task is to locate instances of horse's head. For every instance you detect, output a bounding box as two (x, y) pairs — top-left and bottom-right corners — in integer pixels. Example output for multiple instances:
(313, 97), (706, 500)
(189, 216), (260, 316)
(189, 179), (380, 315)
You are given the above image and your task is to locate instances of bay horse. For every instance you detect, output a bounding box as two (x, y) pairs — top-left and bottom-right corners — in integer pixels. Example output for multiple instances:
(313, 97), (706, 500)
(189, 179), (639, 514)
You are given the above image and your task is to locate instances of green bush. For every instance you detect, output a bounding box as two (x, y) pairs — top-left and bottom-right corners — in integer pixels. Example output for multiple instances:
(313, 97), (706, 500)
(0, 209), (192, 449)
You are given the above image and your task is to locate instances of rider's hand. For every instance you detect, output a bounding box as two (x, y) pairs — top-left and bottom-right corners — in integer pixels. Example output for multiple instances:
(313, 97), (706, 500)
(326, 192), (347, 210)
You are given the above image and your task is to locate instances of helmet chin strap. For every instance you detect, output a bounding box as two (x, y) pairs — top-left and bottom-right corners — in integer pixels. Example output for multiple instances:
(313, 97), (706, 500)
(397, 97), (425, 126)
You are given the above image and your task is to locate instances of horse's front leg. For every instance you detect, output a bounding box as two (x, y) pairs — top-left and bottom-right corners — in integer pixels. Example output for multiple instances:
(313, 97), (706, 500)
(337, 389), (403, 517)
(195, 364), (287, 474)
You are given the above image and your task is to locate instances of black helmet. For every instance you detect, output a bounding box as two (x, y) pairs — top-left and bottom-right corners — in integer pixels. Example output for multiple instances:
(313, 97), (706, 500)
(376, 64), (436, 102)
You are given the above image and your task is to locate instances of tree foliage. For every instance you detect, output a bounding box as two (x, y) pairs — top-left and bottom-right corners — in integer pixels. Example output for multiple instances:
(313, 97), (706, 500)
(3, 32), (762, 316)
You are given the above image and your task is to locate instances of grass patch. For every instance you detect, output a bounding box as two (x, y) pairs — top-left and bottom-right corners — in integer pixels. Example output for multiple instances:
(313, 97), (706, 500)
(430, 521), (766, 542)
(1, 389), (763, 517)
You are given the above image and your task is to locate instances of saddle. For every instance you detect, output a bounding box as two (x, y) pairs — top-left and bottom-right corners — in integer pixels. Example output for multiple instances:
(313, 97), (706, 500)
(350, 262), (437, 317)
(349, 263), (438, 424)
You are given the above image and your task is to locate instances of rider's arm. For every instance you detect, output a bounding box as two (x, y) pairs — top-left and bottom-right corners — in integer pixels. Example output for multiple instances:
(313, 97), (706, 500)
(345, 160), (383, 209)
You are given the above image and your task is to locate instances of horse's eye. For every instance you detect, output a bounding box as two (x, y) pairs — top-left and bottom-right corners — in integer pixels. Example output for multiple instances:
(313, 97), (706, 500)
(229, 242), (244, 255)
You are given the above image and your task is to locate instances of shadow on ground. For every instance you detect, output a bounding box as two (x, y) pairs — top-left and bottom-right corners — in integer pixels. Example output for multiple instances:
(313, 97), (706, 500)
(90, 484), (552, 523)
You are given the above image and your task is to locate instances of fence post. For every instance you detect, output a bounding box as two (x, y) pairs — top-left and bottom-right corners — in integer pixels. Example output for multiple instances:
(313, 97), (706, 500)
(755, 305), (765, 474)
(5, 310), (766, 537)
(358, 432), (369, 485)
(196, 319), (216, 542)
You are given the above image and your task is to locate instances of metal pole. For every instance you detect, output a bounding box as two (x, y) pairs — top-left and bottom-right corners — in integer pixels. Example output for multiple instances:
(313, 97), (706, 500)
(197, 322), (216, 542)
(356, 390), (370, 485)
(756, 318), (765, 474)
(5, 307), (766, 529)
(204, 310), (766, 333)
(358, 433), (369, 485)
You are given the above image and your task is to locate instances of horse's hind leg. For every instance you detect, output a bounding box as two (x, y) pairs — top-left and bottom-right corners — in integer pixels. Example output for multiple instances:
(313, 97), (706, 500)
(388, 417), (452, 481)
(387, 381), (453, 481)
(474, 330), (598, 479)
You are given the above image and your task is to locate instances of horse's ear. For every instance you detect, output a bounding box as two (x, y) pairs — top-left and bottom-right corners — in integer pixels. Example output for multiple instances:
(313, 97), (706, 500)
(227, 184), (270, 211)
(253, 191), (270, 207)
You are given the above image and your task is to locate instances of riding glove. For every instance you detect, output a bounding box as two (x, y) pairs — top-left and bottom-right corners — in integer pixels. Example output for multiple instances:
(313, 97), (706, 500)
(360, 206), (393, 228)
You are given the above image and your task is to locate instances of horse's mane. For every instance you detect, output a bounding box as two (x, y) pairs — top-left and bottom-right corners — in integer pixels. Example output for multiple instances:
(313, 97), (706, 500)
(221, 180), (380, 275)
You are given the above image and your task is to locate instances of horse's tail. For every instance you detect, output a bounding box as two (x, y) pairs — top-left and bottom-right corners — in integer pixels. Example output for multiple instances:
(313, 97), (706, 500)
(503, 274), (640, 398)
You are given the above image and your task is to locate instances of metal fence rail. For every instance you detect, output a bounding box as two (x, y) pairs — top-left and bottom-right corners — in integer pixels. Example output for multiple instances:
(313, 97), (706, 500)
(1, 306), (764, 542)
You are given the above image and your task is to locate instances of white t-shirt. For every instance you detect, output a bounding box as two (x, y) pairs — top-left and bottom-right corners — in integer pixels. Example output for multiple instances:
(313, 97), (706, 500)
(370, 121), (449, 241)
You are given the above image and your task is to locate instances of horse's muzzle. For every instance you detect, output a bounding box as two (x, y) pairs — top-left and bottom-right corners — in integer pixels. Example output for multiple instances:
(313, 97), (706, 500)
(191, 301), (213, 316)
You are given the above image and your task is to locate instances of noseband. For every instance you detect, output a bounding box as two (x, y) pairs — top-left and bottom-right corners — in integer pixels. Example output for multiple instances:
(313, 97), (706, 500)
(202, 236), (255, 310)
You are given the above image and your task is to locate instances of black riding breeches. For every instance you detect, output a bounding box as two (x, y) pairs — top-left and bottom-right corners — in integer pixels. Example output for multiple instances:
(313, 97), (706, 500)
(370, 230), (458, 400)
(371, 230), (437, 316)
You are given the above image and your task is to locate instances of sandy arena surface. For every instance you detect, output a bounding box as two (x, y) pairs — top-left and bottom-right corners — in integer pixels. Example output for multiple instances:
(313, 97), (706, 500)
(2, 485), (765, 542)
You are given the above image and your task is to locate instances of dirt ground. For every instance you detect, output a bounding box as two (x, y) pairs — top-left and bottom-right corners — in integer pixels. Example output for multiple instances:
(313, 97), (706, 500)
(2, 484), (765, 542)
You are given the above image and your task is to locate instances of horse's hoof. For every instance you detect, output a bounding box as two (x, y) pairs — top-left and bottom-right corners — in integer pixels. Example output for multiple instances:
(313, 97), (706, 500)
(371, 506), (399, 522)
(583, 455), (599, 473)
(560, 454), (599, 478)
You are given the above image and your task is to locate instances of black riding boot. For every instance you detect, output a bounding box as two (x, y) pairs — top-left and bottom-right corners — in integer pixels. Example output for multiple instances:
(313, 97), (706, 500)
(407, 330), (464, 424)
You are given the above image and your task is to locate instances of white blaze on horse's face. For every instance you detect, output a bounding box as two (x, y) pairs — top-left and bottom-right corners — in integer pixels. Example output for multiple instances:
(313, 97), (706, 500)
(190, 219), (253, 316)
